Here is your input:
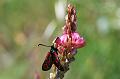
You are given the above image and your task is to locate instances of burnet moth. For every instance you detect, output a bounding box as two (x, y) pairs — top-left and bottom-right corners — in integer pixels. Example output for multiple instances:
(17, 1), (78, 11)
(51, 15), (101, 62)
(38, 37), (64, 71)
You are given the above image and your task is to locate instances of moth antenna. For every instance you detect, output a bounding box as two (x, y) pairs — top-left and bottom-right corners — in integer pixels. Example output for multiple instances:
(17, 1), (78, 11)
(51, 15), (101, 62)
(38, 44), (51, 47)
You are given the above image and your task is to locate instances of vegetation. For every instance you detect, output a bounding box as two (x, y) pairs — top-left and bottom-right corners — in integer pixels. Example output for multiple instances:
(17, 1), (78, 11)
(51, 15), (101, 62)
(0, 0), (120, 79)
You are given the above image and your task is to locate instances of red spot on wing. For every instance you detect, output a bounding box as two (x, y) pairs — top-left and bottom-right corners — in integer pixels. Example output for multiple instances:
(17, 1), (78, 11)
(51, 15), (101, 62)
(42, 52), (53, 71)
(52, 52), (64, 71)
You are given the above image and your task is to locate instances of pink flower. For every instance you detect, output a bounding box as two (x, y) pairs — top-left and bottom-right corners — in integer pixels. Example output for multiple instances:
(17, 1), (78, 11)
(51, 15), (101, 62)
(60, 32), (85, 49)
(53, 4), (86, 55)
(53, 32), (85, 55)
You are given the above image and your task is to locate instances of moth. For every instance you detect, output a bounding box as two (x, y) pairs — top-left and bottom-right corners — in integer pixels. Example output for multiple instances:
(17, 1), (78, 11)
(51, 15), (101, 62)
(38, 37), (64, 71)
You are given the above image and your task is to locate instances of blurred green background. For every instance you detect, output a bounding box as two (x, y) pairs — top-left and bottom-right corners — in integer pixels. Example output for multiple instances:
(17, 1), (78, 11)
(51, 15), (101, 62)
(0, 0), (120, 79)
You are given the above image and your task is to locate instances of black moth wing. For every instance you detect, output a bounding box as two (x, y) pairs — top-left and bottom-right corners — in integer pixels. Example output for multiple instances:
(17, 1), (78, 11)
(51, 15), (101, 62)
(52, 52), (64, 71)
(42, 52), (53, 71)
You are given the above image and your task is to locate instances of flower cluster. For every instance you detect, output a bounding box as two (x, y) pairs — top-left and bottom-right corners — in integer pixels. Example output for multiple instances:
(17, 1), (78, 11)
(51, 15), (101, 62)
(57, 4), (85, 56)
(49, 4), (85, 79)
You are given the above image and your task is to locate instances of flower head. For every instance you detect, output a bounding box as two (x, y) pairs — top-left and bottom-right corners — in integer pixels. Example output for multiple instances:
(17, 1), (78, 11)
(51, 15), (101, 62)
(54, 4), (85, 55)
(60, 32), (85, 49)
